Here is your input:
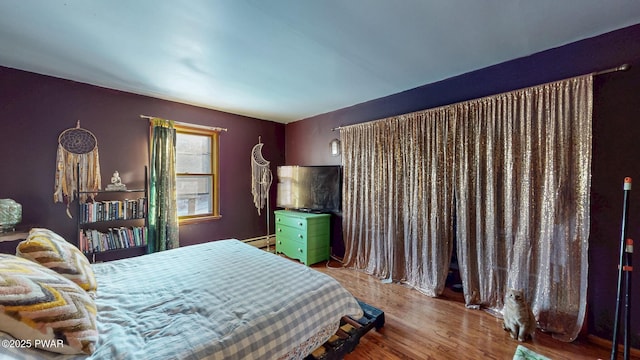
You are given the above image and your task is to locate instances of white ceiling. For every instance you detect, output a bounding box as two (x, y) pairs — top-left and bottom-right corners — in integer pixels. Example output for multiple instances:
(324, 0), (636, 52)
(1, 1), (640, 123)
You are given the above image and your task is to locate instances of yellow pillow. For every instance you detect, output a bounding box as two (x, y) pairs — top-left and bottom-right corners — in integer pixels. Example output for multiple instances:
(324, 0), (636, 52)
(16, 228), (97, 293)
(0, 254), (98, 354)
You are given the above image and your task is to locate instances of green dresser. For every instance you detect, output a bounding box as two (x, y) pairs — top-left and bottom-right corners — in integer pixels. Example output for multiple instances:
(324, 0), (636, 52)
(274, 210), (330, 266)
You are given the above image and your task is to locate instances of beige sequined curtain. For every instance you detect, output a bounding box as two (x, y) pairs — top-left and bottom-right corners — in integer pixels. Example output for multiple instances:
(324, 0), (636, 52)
(454, 76), (592, 342)
(341, 75), (592, 342)
(342, 110), (456, 297)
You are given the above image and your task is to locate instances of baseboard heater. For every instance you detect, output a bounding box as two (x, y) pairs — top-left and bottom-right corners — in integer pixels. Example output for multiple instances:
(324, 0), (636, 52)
(242, 234), (275, 251)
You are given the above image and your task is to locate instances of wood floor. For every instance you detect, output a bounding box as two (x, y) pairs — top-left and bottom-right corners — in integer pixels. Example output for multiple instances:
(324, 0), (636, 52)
(311, 259), (638, 360)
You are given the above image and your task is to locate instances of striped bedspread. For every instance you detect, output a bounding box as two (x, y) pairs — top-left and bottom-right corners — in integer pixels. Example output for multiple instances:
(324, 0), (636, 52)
(1, 239), (363, 360)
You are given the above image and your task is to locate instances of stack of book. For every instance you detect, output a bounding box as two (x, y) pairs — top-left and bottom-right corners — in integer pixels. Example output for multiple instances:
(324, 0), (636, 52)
(79, 198), (146, 223)
(79, 226), (147, 253)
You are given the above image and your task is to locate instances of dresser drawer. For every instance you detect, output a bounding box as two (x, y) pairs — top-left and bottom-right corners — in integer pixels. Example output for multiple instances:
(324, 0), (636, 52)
(275, 214), (307, 230)
(276, 236), (306, 259)
(276, 224), (306, 242)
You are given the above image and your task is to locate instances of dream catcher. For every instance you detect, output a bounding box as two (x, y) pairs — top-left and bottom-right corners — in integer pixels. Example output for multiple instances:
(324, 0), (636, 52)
(251, 137), (273, 248)
(53, 121), (102, 218)
(251, 137), (272, 215)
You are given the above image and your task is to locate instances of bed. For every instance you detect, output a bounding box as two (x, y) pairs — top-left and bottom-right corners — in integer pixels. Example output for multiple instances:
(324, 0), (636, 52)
(0, 237), (363, 360)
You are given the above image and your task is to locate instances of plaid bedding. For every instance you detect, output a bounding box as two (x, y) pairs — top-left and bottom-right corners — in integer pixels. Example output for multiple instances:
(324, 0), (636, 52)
(1, 239), (363, 360)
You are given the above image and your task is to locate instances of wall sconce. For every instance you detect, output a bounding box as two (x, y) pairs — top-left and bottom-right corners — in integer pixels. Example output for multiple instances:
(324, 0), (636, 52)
(329, 138), (341, 156)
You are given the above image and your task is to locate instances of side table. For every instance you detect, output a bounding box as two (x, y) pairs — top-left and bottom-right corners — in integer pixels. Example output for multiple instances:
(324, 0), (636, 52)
(0, 230), (29, 242)
(0, 228), (30, 254)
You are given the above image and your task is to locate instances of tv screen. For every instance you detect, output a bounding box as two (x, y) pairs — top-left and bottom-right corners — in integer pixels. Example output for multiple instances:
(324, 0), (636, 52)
(276, 166), (341, 213)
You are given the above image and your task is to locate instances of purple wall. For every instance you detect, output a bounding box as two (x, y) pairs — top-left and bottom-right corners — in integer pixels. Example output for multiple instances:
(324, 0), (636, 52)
(0, 67), (285, 249)
(2, 22), (639, 346)
(286, 24), (640, 346)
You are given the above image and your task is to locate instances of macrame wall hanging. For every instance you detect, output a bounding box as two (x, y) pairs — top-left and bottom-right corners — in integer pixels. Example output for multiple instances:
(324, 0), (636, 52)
(251, 137), (273, 247)
(251, 137), (272, 215)
(53, 121), (102, 218)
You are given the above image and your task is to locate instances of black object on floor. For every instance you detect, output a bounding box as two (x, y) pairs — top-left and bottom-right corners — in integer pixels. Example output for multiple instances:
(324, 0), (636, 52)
(305, 300), (385, 360)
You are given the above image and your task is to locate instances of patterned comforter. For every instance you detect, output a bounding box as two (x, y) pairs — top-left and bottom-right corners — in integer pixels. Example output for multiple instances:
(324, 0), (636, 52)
(1, 239), (363, 359)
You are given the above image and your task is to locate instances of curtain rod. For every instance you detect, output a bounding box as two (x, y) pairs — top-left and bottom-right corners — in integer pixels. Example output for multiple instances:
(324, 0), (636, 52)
(139, 115), (228, 132)
(331, 63), (631, 132)
(593, 63), (630, 76)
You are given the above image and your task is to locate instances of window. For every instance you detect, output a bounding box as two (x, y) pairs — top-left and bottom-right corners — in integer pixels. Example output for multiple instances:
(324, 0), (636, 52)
(175, 125), (220, 222)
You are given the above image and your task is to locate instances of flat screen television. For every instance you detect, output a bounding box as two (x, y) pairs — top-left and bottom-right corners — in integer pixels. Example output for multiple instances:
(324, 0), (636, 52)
(276, 165), (341, 213)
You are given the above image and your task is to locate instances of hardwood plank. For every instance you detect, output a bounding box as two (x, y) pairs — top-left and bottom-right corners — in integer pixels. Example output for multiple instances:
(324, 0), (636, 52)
(312, 259), (638, 360)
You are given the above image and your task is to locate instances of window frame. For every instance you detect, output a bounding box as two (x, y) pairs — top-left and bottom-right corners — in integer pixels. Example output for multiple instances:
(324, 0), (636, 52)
(174, 124), (221, 224)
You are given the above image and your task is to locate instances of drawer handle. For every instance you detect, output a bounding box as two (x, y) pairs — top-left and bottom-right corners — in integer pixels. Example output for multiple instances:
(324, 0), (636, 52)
(298, 234), (303, 238)
(278, 228), (282, 232)
(298, 248), (303, 253)
(277, 218), (281, 222)
(278, 241), (282, 245)
(298, 222), (303, 226)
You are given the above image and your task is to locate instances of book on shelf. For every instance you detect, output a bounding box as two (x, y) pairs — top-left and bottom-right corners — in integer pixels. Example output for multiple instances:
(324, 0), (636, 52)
(79, 198), (146, 224)
(79, 226), (147, 254)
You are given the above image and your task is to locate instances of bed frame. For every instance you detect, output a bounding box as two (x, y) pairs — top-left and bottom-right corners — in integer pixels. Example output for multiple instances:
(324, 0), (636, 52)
(307, 300), (385, 360)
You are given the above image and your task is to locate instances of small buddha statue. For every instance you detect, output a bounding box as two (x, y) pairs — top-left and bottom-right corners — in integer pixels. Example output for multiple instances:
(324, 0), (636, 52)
(106, 170), (126, 190)
(111, 171), (122, 186)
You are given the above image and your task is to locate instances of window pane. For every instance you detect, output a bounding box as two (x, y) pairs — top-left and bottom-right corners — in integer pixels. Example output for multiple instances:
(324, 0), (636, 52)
(176, 133), (211, 174)
(177, 176), (212, 216)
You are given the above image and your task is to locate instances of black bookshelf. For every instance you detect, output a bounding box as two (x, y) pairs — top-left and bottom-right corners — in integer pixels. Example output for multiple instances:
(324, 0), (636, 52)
(76, 166), (148, 262)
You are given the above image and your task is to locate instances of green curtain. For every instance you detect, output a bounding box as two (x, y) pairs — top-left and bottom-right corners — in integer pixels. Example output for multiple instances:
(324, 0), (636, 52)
(148, 118), (179, 253)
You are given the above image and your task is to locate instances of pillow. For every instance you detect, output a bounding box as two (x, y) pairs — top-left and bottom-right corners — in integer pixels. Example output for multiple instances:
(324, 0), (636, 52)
(16, 228), (97, 293)
(0, 254), (98, 354)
